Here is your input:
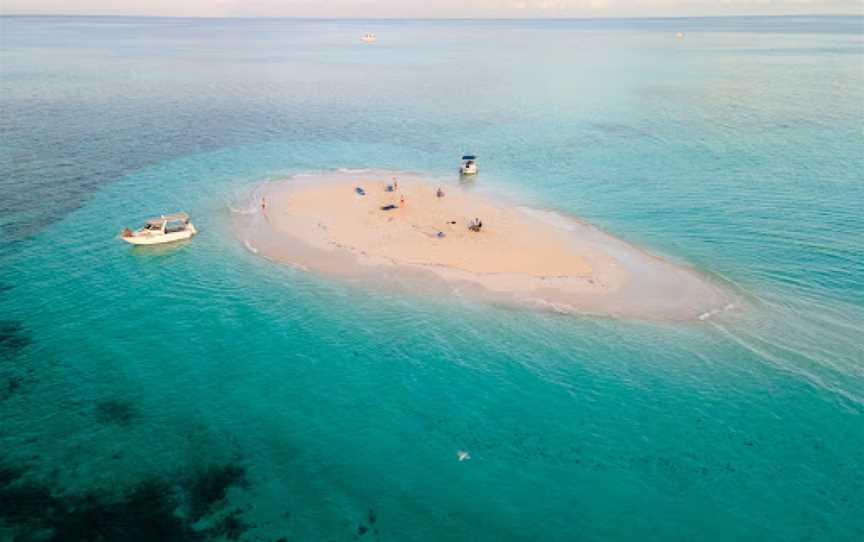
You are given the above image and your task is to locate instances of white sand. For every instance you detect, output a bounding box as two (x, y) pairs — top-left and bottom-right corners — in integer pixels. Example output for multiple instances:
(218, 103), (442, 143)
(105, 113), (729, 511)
(233, 171), (735, 321)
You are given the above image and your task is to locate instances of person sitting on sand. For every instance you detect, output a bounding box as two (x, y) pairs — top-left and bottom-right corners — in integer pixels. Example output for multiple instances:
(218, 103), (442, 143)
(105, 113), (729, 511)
(436, 188), (445, 198)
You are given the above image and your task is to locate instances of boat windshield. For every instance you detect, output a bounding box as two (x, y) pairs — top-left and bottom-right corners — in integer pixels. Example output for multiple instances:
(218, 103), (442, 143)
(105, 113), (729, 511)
(164, 221), (187, 233)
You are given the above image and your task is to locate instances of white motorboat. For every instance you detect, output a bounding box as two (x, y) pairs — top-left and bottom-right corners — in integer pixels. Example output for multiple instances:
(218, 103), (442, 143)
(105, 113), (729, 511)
(361, 33), (377, 43)
(120, 212), (197, 246)
(460, 155), (478, 176)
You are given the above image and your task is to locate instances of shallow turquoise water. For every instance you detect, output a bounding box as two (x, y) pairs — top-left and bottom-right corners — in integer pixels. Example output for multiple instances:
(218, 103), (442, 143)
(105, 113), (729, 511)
(1, 16), (863, 542)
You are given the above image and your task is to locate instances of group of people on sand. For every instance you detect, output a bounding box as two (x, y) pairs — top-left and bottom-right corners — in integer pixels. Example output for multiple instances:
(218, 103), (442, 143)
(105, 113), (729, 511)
(382, 177), (406, 207)
(375, 176), (484, 234)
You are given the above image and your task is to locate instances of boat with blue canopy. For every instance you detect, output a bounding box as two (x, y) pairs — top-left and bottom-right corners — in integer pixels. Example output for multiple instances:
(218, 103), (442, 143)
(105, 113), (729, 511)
(460, 155), (478, 176)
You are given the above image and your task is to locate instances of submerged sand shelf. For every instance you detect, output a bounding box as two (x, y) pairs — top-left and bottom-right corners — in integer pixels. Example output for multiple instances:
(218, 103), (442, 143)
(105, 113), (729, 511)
(233, 171), (736, 321)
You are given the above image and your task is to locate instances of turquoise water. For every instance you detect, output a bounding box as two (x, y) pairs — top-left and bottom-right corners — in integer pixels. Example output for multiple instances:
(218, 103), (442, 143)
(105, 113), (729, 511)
(1, 15), (863, 541)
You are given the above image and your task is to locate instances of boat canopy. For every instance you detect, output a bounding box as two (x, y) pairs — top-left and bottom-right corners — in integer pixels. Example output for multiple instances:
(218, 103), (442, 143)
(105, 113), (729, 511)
(146, 212), (189, 226)
(462, 155), (476, 160)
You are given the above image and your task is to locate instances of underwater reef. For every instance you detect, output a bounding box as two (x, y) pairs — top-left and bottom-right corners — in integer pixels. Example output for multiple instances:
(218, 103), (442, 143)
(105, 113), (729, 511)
(0, 459), (255, 541)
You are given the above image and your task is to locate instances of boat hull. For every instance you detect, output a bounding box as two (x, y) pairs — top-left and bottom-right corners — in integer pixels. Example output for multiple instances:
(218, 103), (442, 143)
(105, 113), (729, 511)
(122, 225), (197, 245)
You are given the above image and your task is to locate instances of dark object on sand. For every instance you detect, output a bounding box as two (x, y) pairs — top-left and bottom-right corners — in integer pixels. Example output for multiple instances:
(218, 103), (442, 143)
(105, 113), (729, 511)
(437, 231), (445, 238)
(380, 204), (398, 211)
(469, 218), (483, 232)
(386, 185), (394, 192)
(436, 188), (445, 198)
(355, 187), (366, 196)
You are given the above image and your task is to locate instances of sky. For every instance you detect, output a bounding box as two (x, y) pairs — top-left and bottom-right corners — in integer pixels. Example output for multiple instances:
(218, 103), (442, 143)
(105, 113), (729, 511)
(0, 0), (861, 18)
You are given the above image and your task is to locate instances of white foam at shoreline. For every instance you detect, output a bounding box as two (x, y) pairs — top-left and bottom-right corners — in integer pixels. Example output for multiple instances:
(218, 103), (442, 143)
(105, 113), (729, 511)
(243, 240), (259, 254)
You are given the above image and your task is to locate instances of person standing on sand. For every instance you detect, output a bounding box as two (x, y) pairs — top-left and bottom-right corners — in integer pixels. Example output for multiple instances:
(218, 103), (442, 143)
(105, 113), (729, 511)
(393, 178), (398, 190)
(261, 197), (266, 211)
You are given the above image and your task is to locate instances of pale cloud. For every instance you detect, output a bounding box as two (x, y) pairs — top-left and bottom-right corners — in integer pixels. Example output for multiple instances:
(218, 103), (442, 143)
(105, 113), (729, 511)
(0, 0), (861, 17)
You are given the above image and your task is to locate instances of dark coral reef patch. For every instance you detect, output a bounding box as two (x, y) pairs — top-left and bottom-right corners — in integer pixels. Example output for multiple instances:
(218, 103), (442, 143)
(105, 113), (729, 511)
(94, 399), (138, 427)
(0, 458), (251, 541)
(186, 463), (250, 522)
(0, 320), (30, 360)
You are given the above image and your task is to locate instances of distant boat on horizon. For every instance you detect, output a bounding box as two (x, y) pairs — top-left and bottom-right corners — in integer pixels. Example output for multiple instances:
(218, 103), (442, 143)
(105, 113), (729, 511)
(361, 33), (377, 43)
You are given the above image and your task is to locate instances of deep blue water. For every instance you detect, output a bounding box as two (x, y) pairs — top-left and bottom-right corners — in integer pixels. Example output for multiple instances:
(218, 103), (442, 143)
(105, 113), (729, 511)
(1, 15), (863, 542)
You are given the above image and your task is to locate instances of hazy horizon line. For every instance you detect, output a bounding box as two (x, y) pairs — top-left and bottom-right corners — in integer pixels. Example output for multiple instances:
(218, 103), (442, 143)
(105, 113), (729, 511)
(2, 12), (861, 20)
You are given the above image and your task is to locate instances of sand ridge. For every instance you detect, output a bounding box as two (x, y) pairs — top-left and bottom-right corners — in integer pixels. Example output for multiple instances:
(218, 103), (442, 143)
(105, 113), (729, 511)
(273, 176), (595, 279)
(235, 171), (735, 321)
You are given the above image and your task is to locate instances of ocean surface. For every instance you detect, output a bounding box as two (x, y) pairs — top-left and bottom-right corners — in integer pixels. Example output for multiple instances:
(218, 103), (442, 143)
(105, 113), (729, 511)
(1, 15), (863, 542)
